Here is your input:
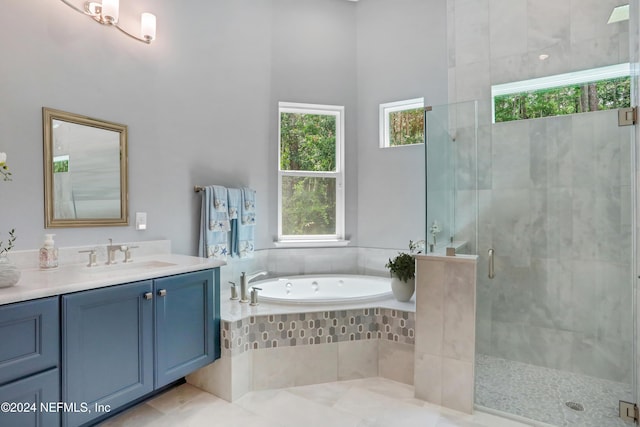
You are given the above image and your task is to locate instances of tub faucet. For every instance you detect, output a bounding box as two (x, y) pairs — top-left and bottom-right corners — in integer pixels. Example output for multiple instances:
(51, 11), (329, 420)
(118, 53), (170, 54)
(239, 271), (267, 303)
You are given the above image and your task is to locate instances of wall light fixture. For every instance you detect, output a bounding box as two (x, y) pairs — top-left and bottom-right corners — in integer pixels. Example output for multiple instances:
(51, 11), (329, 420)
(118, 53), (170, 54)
(59, 0), (156, 44)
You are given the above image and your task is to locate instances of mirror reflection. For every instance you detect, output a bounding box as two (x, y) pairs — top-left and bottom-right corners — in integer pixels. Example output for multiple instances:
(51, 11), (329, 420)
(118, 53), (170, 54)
(43, 108), (128, 227)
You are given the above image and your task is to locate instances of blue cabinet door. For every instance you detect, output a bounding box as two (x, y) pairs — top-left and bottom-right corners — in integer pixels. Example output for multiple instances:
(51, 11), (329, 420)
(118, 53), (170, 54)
(62, 281), (154, 427)
(0, 368), (60, 427)
(0, 297), (59, 386)
(154, 269), (219, 388)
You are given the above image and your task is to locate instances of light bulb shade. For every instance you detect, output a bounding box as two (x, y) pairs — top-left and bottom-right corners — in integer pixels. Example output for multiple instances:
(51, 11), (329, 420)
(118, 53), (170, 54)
(141, 13), (156, 41)
(101, 0), (119, 23)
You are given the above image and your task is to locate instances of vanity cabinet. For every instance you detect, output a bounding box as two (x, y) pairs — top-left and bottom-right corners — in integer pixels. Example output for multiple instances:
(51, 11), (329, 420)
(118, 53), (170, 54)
(62, 280), (154, 427)
(0, 297), (60, 427)
(62, 269), (219, 427)
(155, 269), (219, 387)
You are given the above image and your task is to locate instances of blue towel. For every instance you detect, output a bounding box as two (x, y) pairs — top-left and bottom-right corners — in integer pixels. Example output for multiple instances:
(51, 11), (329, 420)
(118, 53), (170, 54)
(227, 188), (241, 257)
(209, 185), (230, 232)
(239, 187), (256, 258)
(227, 188), (241, 220)
(241, 187), (256, 225)
(199, 186), (228, 260)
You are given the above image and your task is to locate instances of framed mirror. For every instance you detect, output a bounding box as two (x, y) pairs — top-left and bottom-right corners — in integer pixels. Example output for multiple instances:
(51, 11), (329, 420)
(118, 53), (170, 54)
(43, 107), (129, 228)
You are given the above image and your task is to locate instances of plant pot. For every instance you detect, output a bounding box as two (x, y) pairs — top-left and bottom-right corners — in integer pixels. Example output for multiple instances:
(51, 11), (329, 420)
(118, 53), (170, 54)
(390, 275), (415, 302)
(0, 254), (21, 288)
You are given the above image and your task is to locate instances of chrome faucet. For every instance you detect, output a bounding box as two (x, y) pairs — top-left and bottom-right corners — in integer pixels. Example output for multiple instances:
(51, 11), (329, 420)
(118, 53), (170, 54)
(239, 271), (267, 303)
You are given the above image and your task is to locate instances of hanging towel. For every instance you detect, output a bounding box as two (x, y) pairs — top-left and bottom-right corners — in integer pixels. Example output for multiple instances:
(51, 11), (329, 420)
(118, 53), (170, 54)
(209, 185), (230, 232)
(241, 187), (256, 225)
(227, 188), (242, 257)
(238, 187), (256, 258)
(227, 188), (241, 220)
(199, 186), (228, 260)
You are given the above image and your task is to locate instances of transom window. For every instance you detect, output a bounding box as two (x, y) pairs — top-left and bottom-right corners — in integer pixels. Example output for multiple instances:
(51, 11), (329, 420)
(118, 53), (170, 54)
(492, 63), (631, 123)
(278, 102), (345, 243)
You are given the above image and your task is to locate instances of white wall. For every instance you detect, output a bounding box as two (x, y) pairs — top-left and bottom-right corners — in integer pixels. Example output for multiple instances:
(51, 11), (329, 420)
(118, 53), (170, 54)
(0, 0), (446, 255)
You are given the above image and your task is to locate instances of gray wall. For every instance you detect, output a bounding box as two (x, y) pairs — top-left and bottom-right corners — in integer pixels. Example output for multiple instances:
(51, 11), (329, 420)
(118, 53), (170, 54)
(447, 0), (633, 382)
(1, 0), (446, 255)
(356, 0), (448, 249)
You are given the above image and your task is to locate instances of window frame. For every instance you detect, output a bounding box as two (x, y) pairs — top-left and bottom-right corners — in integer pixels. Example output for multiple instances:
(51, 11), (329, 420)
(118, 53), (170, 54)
(379, 97), (425, 148)
(277, 101), (346, 245)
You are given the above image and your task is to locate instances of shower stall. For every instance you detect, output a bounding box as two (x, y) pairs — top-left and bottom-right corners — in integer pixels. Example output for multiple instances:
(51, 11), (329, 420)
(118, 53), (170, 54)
(425, 2), (638, 425)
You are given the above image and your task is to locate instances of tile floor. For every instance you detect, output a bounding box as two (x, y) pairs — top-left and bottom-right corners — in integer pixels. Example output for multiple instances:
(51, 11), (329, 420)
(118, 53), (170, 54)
(99, 377), (531, 427)
(475, 355), (633, 427)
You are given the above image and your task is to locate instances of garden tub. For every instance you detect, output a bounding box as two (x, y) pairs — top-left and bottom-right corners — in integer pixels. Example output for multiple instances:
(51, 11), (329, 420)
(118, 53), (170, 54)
(250, 274), (392, 305)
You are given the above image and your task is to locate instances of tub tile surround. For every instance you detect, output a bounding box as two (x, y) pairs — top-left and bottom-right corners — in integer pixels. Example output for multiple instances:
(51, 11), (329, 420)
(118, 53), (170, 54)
(414, 254), (478, 414)
(221, 308), (415, 356)
(187, 337), (417, 403)
(187, 307), (417, 401)
(218, 246), (398, 287)
(218, 245), (464, 297)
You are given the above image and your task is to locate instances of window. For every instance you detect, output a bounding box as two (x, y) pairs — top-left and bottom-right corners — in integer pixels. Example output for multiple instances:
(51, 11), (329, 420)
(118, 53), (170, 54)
(379, 98), (425, 148)
(53, 155), (69, 173)
(278, 102), (345, 243)
(492, 63), (630, 123)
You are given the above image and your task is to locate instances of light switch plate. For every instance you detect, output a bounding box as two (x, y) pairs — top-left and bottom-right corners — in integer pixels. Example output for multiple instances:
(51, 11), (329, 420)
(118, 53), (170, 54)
(136, 212), (147, 230)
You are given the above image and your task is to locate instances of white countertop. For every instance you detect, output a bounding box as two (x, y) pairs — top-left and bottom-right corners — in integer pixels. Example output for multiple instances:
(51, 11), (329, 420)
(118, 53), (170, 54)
(0, 254), (225, 306)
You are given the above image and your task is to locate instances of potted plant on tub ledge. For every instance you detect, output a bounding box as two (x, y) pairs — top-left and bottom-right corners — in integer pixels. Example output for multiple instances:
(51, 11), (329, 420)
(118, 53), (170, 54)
(385, 246), (416, 302)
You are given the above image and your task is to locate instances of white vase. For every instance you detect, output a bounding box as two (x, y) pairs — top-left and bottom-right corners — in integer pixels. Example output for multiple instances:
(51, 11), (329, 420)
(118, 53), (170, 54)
(0, 254), (21, 288)
(390, 275), (415, 302)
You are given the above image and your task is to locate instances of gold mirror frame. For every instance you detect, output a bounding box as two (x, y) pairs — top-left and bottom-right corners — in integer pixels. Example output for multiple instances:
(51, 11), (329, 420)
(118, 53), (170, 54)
(43, 107), (129, 228)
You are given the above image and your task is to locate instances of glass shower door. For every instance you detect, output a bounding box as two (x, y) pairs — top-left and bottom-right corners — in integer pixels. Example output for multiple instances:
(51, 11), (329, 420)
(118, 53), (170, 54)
(425, 99), (635, 426)
(474, 108), (635, 426)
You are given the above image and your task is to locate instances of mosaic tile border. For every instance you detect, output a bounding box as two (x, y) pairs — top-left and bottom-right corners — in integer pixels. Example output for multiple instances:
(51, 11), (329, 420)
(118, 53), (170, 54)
(221, 308), (415, 356)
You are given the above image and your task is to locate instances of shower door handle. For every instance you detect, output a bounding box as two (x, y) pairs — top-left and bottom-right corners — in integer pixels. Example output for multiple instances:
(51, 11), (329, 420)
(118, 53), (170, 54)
(488, 248), (495, 279)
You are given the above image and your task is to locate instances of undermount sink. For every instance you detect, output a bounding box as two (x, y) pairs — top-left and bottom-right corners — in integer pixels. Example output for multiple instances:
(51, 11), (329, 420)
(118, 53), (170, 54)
(81, 260), (177, 273)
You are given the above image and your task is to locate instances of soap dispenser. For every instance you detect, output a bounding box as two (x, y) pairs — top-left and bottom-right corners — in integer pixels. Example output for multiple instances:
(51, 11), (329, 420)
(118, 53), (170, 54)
(39, 234), (58, 269)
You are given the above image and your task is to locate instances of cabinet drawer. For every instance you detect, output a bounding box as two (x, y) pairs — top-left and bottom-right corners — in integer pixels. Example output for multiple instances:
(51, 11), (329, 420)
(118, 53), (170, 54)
(0, 297), (59, 386)
(0, 368), (60, 427)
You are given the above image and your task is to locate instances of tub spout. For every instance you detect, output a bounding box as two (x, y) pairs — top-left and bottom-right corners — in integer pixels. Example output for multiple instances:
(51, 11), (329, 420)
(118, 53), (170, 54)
(240, 271), (268, 303)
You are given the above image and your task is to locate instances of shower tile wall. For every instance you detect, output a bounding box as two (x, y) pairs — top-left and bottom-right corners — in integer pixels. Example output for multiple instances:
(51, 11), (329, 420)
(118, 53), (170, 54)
(447, 0), (633, 383)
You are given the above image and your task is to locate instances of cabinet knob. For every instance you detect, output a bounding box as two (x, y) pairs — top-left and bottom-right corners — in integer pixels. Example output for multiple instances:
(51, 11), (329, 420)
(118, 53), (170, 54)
(143, 292), (153, 300)
(158, 289), (167, 297)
